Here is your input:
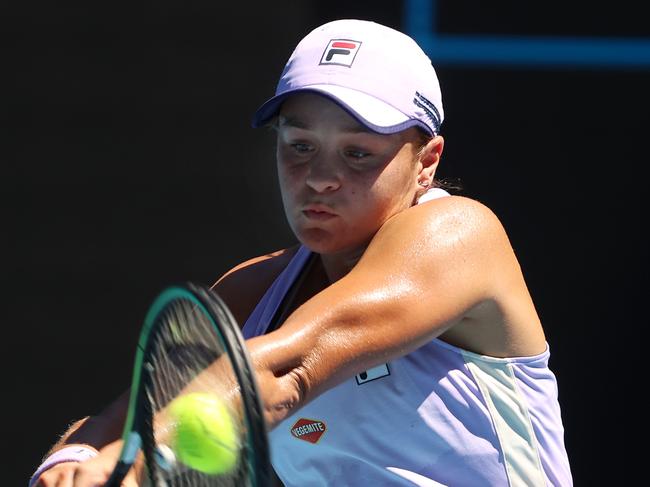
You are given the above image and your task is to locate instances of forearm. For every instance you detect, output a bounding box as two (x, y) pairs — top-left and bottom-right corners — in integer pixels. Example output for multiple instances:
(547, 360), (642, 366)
(45, 417), (93, 457)
(46, 390), (129, 456)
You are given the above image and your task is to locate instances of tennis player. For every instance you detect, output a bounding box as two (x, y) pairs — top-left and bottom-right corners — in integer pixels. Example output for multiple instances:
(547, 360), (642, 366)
(31, 19), (572, 486)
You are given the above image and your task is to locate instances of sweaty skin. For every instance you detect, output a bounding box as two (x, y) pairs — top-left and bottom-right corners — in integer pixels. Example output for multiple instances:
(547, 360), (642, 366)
(243, 195), (546, 427)
(217, 94), (546, 427)
(34, 95), (545, 486)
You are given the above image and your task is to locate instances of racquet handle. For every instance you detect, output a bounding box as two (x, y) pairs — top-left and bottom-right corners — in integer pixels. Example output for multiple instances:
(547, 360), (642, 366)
(105, 431), (141, 486)
(104, 460), (131, 487)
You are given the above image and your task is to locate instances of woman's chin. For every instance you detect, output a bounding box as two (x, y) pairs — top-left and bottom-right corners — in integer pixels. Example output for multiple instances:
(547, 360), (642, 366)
(297, 231), (369, 256)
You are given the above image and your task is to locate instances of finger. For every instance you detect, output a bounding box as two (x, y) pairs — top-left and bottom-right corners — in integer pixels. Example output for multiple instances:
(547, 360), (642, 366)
(70, 440), (124, 486)
(122, 469), (144, 487)
(56, 466), (77, 487)
(72, 460), (111, 487)
(35, 462), (77, 487)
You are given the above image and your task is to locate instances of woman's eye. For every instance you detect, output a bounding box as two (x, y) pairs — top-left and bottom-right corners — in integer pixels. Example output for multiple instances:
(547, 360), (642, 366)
(346, 149), (370, 159)
(291, 143), (312, 153)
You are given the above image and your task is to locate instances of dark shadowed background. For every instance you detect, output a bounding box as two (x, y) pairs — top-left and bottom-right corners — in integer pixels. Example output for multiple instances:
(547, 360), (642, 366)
(5, 1), (647, 485)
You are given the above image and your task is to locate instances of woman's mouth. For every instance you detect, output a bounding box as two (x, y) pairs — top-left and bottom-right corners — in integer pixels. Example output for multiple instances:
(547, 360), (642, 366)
(303, 205), (337, 221)
(303, 209), (336, 221)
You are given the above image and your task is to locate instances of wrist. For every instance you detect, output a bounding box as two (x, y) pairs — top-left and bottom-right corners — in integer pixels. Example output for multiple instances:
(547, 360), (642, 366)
(29, 445), (98, 487)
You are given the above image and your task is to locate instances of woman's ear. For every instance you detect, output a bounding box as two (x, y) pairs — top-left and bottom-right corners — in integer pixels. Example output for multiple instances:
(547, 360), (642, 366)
(416, 135), (444, 188)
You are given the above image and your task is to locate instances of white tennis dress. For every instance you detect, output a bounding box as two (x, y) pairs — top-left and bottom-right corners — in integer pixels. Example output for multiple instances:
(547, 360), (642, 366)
(242, 189), (572, 486)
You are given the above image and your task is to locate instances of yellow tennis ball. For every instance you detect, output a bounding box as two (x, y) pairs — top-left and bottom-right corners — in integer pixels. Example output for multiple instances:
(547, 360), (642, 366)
(168, 392), (239, 475)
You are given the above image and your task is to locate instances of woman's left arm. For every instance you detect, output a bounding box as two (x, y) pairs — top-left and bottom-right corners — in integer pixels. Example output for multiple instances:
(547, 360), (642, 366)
(247, 196), (534, 427)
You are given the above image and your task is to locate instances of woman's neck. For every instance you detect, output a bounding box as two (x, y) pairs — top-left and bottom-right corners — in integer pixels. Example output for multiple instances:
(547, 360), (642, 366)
(319, 245), (368, 283)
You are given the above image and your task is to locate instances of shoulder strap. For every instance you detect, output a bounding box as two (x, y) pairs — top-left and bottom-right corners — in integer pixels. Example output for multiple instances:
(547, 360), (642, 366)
(265, 250), (318, 333)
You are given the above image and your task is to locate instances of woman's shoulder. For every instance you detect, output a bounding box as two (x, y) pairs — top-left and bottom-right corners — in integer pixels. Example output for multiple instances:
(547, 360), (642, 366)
(401, 195), (545, 357)
(419, 193), (500, 221)
(210, 244), (301, 326)
(384, 194), (508, 248)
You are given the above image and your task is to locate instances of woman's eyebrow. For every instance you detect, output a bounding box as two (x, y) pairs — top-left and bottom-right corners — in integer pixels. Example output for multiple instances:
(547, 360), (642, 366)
(341, 124), (373, 134)
(278, 116), (309, 129)
(279, 115), (373, 135)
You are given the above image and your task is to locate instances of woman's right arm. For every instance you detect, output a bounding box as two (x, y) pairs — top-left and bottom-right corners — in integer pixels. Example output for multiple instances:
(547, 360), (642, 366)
(32, 249), (292, 486)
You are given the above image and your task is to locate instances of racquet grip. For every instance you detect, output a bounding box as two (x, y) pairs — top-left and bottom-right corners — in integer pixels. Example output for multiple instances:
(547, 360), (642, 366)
(104, 460), (131, 487)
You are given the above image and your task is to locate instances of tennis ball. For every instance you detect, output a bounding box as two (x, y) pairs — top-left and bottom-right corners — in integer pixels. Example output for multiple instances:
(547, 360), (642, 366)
(168, 392), (239, 475)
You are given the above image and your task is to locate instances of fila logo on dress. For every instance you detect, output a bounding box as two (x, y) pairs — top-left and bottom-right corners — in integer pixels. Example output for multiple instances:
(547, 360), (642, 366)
(355, 363), (390, 385)
(320, 39), (362, 67)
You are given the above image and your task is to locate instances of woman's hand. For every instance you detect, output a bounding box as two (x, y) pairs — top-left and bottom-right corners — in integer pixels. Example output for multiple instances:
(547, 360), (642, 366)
(34, 441), (144, 487)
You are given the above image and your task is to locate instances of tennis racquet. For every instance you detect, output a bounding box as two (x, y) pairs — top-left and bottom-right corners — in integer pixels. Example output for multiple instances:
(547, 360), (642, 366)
(105, 282), (271, 487)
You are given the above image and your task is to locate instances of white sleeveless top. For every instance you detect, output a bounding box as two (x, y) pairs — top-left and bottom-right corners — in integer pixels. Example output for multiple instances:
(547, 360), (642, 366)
(242, 189), (572, 486)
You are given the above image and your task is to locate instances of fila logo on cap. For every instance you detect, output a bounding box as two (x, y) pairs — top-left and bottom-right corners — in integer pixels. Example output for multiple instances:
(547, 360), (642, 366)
(320, 39), (362, 67)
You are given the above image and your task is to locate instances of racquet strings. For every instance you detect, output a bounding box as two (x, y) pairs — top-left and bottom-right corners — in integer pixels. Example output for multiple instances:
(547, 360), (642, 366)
(141, 298), (251, 486)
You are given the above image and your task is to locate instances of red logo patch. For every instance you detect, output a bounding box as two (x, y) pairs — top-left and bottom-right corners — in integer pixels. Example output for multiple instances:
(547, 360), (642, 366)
(319, 39), (362, 67)
(290, 418), (327, 444)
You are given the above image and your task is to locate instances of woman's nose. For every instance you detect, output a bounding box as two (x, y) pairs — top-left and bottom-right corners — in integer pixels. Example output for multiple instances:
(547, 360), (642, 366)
(305, 154), (341, 193)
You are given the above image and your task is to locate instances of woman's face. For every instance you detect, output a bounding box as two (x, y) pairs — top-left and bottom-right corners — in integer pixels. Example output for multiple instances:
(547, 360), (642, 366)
(276, 93), (427, 255)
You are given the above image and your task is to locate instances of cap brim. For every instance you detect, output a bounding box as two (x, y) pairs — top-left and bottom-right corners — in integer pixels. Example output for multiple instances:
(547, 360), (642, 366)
(252, 85), (433, 135)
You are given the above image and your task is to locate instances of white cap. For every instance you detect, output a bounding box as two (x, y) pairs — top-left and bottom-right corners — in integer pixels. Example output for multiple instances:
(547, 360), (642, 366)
(252, 19), (444, 136)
